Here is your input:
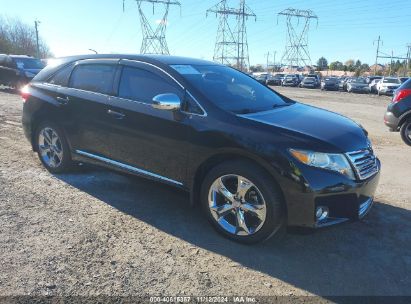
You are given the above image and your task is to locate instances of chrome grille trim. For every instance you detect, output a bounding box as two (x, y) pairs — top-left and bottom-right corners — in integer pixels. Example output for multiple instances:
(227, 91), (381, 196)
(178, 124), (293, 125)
(346, 148), (379, 180)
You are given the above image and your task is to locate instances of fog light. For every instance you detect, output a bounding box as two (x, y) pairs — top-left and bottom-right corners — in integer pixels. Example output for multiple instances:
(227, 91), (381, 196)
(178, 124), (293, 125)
(316, 206), (329, 222)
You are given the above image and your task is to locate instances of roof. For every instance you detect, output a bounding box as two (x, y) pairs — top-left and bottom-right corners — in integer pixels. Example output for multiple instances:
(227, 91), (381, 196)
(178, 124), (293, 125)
(52, 54), (218, 66)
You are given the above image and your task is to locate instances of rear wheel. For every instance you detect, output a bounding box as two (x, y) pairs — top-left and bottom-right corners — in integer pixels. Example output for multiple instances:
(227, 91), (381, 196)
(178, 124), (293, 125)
(201, 160), (285, 244)
(400, 119), (411, 146)
(35, 121), (73, 173)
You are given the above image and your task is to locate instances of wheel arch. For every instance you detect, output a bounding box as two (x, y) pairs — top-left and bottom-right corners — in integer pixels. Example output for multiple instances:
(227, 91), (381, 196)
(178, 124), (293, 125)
(190, 151), (287, 213)
(29, 103), (71, 152)
(398, 111), (411, 128)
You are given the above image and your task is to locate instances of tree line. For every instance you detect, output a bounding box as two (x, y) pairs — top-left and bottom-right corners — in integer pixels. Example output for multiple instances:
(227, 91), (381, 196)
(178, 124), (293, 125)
(317, 56), (410, 76)
(0, 16), (52, 58)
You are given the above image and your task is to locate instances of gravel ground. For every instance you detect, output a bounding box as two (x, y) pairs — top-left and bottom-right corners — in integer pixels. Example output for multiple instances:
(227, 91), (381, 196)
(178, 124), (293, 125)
(0, 86), (410, 299)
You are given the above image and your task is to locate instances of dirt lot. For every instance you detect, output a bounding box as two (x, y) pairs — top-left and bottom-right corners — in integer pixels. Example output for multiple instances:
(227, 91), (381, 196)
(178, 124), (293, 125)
(0, 86), (410, 299)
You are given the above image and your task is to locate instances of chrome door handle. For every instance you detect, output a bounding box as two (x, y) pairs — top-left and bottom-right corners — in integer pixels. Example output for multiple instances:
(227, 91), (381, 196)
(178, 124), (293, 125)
(107, 109), (125, 119)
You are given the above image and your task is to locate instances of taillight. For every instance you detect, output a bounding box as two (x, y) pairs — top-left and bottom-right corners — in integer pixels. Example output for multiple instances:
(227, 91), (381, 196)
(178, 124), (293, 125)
(21, 85), (30, 102)
(392, 89), (411, 103)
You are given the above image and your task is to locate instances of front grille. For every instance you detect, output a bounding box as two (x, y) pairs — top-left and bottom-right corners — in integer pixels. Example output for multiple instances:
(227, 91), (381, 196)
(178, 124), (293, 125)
(346, 149), (379, 180)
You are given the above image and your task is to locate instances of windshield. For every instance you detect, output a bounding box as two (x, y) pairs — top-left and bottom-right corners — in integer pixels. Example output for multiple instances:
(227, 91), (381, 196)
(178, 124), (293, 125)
(274, 74), (284, 79)
(12, 57), (45, 70)
(383, 78), (400, 84)
(353, 78), (367, 84)
(171, 65), (288, 114)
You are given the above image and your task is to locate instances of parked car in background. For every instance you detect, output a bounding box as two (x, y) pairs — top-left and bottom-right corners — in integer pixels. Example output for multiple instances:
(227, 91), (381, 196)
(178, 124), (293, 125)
(321, 77), (339, 91)
(267, 73), (285, 86)
(21, 54), (380, 243)
(282, 74), (299, 87)
(377, 77), (401, 96)
(300, 77), (318, 89)
(255, 73), (269, 85)
(369, 79), (381, 94)
(384, 78), (411, 145)
(306, 73), (321, 83)
(338, 77), (348, 91)
(366, 76), (382, 84)
(341, 77), (354, 91)
(400, 77), (409, 84)
(0, 55), (45, 89)
(347, 78), (369, 94)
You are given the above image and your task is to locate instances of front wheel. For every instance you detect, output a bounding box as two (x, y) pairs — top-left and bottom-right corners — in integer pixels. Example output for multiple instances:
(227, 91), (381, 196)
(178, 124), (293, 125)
(400, 120), (411, 146)
(35, 121), (73, 173)
(201, 161), (285, 244)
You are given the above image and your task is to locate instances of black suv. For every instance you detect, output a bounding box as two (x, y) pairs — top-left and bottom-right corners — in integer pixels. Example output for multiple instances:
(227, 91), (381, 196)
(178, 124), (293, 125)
(22, 54), (380, 243)
(384, 78), (411, 146)
(0, 55), (45, 89)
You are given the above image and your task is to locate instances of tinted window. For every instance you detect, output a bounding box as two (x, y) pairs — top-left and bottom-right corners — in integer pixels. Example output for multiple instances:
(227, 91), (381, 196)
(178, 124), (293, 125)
(118, 66), (182, 103)
(70, 64), (116, 94)
(11, 57), (45, 69)
(47, 64), (73, 87)
(171, 65), (288, 114)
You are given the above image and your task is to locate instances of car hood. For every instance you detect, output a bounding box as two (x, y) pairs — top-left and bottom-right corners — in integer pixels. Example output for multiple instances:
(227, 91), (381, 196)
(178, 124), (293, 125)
(240, 103), (368, 152)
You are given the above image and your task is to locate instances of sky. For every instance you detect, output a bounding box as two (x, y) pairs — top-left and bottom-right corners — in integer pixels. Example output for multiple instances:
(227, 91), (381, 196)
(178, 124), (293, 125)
(0, 0), (410, 66)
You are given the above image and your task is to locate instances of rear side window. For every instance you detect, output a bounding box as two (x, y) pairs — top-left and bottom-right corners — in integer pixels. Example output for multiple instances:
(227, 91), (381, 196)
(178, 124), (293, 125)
(118, 66), (181, 103)
(70, 64), (116, 94)
(47, 64), (74, 87)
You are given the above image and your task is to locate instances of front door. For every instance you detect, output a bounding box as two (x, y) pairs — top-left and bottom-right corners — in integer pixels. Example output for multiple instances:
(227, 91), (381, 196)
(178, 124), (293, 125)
(106, 61), (191, 185)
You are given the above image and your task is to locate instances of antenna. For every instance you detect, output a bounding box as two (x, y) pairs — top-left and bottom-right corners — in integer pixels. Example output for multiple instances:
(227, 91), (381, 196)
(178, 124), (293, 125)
(207, 0), (256, 71)
(277, 8), (318, 70)
(123, 0), (181, 55)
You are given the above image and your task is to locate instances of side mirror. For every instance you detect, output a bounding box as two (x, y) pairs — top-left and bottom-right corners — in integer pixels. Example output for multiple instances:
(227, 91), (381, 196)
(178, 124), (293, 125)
(152, 93), (181, 111)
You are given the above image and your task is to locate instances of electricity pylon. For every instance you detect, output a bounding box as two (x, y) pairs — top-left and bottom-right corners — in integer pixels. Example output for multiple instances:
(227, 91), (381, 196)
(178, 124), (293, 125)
(278, 8), (318, 69)
(124, 0), (181, 55)
(207, 0), (256, 71)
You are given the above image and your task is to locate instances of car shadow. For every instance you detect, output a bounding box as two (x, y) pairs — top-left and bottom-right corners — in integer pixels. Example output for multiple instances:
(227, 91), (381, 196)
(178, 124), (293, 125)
(55, 165), (411, 297)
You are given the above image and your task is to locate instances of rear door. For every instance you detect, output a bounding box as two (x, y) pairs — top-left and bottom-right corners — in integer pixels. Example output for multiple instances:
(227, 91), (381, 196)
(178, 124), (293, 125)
(105, 60), (195, 185)
(56, 59), (118, 155)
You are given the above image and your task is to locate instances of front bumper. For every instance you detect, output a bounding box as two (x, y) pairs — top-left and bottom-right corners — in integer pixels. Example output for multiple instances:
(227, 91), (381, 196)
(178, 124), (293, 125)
(281, 158), (381, 228)
(350, 86), (369, 93)
(379, 87), (398, 95)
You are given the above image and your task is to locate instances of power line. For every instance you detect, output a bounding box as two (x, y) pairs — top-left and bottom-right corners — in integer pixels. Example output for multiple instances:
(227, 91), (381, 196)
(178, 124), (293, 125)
(207, 0), (256, 71)
(123, 0), (181, 55)
(277, 8), (318, 69)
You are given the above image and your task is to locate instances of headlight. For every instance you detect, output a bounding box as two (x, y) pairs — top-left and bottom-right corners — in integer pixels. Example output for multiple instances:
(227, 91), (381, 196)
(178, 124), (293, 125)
(25, 71), (36, 78)
(289, 149), (355, 180)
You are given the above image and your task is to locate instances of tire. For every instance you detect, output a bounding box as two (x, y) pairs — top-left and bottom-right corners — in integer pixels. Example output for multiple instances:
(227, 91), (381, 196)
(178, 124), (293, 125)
(400, 119), (411, 146)
(35, 121), (73, 173)
(200, 160), (285, 244)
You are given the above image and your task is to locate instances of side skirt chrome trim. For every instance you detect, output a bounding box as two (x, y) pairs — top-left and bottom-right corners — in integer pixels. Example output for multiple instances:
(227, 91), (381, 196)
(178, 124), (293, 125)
(75, 150), (184, 186)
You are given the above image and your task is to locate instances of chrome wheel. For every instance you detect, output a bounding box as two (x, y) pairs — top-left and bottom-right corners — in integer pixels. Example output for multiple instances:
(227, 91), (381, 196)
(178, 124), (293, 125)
(38, 127), (63, 168)
(405, 124), (411, 141)
(208, 175), (267, 236)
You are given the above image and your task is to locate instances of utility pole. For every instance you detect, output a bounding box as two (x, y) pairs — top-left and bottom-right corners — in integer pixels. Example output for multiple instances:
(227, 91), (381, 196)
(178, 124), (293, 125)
(273, 51), (277, 72)
(407, 44), (410, 76)
(34, 20), (40, 58)
(265, 51), (270, 72)
(389, 50), (393, 76)
(373, 36), (382, 75)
